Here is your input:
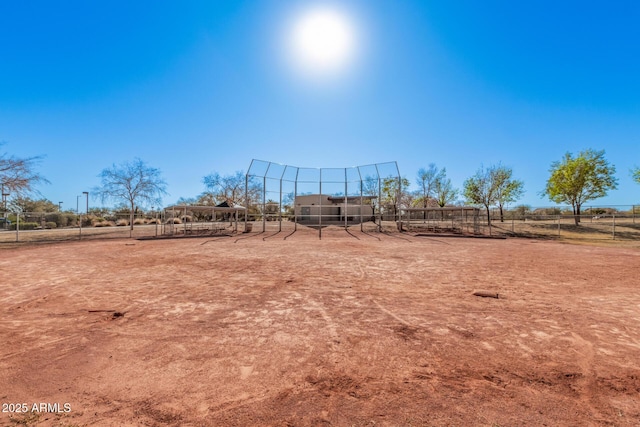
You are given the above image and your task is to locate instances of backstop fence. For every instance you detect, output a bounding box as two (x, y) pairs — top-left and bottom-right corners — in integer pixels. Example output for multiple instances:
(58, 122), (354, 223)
(245, 159), (402, 238)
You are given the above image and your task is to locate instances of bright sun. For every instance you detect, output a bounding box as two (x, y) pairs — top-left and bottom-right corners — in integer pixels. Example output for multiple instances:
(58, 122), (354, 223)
(287, 6), (357, 78)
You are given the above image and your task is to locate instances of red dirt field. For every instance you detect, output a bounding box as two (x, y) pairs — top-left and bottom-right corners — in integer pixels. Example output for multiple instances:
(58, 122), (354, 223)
(1, 227), (639, 426)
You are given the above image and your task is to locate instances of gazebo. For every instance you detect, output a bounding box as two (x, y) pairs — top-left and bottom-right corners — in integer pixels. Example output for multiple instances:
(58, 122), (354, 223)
(163, 202), (247, 234)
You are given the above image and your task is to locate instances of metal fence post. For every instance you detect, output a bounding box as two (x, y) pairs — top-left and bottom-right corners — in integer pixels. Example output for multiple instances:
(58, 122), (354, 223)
(557, 215), (560, 237)
(612, 214), (616, 240)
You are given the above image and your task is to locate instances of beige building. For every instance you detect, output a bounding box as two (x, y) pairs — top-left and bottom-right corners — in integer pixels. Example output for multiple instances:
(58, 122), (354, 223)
(294, 194), (376, 224)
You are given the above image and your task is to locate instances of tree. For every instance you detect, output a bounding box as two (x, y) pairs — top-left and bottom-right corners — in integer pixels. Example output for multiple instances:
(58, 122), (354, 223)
(416, 164), (439, 208)
(380, 176), (410, 219)
(93, 158), (168, 233)
(543, 149), (617, 226)
(512, 204), (532, 219)
(202, 171), (261, 208)
(433, 168), (458, 209)
(463, 165), (496, 227)
(0, 143), (49, 199)
(9, 196), (58, 213)
(492, 165), (525, 222)
(632, 167), (640, 185)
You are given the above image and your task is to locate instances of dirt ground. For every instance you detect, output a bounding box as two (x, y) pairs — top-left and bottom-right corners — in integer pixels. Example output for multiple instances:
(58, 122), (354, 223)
(1, 227), (639, 426)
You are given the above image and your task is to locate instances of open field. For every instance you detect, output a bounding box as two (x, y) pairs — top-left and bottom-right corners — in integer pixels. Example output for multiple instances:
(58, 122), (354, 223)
(1, 227), (639, 426)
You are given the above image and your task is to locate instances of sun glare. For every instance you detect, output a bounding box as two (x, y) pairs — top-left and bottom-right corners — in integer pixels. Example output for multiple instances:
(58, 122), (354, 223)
(286, 6), (358, 78)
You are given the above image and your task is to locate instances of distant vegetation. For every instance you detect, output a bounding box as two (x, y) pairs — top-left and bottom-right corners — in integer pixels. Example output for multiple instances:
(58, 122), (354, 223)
(1, 144), (637, 230)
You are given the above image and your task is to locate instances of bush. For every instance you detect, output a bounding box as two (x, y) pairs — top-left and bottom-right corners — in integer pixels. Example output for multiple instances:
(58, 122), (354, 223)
(147, 218), (161, 224)
(11, 222), (39, 230)
(81, 214), (99, 227)
(133, 218), (145, 225)
(45, 213), (67, 228)
(45, 222), (57, 229)
(95, 221), (115, 227)
(116, 219), (129, 226)
(167, 218), (182, 224)
(180, 215), (192, 222)
(91, 217), (106, 226)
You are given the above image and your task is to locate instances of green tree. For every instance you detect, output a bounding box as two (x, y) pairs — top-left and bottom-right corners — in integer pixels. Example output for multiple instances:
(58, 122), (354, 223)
(9, 196), (58, 213)
(543, 149), (617, 226)
(632, 167), (640, 184)
(94, 158), (168, 234)
(433, 168), (458, 209)
(463, 166), (496, 227)
(381, 176), (410, 219)
(492, 165), (525, 222)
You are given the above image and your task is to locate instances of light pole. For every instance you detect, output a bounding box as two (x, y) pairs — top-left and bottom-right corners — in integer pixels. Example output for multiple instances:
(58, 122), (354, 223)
(77, 195), (82, 239)
(82, 192), (89, 238)
(83, 192), (89, 215)
(2, 184), (9, 215)
(2, 185), (9, 230)
(152, 206), (157, 237)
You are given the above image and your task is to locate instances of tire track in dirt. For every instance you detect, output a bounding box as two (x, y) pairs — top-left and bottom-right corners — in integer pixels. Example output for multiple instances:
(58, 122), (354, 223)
(372, 299), (413, 327)
(568, 331), (606, 422)
(302, 294), (341, 362)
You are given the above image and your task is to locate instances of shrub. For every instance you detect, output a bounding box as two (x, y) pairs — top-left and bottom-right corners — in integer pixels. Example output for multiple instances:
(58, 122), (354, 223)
(116, 219), (129, 226)
(45, 222), (57, 229)
(147, 218), (161, 224)
(133, 218), (145, 225)
(180, 215), (192, 222)
(45, 213), (65, 228)
(80, 214), (99, 227)
(95, 221), (115, 227)
(91, 217), (106, 226)
(11, 222), (39, 230)
(167, 218), (182, 224)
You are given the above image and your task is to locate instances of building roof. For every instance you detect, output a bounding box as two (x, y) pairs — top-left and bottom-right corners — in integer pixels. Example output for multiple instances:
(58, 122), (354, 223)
(402, 206), (480, 212)
(164, 204), (246, 212)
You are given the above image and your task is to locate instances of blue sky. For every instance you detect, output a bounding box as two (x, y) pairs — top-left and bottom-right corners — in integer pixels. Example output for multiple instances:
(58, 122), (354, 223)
(1, 0), (639, 210)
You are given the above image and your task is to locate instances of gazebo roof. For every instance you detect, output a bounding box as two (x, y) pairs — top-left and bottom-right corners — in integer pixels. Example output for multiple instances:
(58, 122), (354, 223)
(164, 204), (246, 212)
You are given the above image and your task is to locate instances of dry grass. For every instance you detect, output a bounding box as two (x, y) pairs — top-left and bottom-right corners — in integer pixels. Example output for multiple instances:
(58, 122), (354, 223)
(94, 221), (115, 227)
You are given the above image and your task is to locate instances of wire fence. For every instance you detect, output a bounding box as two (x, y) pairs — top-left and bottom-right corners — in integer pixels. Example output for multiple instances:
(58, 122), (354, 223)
(0, 211), (167, 243)
(1, 205), (639, 243)
(485, 211), (640, 241)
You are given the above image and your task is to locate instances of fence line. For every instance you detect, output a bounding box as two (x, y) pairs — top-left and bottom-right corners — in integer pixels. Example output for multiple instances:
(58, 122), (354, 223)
(2, 205), (639, 243)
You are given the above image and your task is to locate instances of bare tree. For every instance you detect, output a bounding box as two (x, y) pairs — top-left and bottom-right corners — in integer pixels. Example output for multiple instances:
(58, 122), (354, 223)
(93, 158), (167, 233)
(416, 164), (439, 208)
(202, 171), (261, 208)
(0, 143), (49, 200)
